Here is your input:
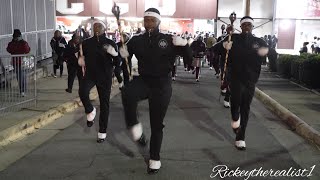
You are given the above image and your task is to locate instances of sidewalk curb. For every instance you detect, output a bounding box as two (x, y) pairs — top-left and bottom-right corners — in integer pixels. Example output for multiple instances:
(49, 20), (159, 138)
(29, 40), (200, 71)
(255, 87), (320, 149)
(0, 83), (120, 148)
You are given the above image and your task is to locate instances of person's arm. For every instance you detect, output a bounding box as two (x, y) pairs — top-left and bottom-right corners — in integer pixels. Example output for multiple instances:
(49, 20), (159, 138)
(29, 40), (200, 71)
(6, 42), (14, 54)
(22, 41), (30, 54)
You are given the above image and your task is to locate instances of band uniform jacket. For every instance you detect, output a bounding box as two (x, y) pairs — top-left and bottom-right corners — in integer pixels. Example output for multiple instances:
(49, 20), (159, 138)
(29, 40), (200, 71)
(126, 31), (192, 78)
(219, 33), (268, 85)
(82, 33), (120, 82)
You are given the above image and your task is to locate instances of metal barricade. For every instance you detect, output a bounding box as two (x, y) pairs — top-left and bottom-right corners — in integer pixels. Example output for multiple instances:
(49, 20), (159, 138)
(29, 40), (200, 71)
(0, 54), (37, 115)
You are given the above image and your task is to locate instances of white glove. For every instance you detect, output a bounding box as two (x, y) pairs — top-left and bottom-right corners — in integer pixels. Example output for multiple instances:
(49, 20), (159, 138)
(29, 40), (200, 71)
(58, 43), (65, 48)
(119, 47), (129, 58)
(187, 38), (194, 45)
(103, 44), (118, 57)
(223, 41), (233, 50)
(173, 36), (188, 46)
(78, 56), (85, 67)
(257, 47), (269, 56)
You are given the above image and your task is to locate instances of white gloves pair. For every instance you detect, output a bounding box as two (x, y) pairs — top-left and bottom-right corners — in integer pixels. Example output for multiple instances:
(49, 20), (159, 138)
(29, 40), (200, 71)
(222, 41), (269, 56)
(103, 44), (118, 57)
(172, 36), (188, 46)
(223, 41), (233, 50)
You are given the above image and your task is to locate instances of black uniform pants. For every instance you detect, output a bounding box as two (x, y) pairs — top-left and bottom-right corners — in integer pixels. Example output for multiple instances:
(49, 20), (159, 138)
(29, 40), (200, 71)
(67, 64), (82, 91)
(79, 73), (112, 133)
(53, 64), (64, 76)
(121, 76), (172, 161)
(122, 59), (132, 85)
(230, 81), (255, 141)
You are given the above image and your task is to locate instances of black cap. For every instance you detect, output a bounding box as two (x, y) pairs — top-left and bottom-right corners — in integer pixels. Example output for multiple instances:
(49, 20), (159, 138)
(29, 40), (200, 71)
(13, 29), (22, 37)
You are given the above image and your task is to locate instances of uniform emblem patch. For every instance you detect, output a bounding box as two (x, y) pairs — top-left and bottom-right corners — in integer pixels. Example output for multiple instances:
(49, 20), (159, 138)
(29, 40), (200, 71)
(158, 39), (168, 49)
(252, 43), (260, 49)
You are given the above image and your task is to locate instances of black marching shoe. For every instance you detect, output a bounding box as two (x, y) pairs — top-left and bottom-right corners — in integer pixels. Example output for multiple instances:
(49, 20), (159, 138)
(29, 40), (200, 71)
(65, 88), (72, 93)
(147, 167), (160, 175)
(137, 133), (148, 147)
(86, 107), (96, 127)
(87, 120), (94, 127)
(147, 160), (161, 175)
(97, 132), (106, 143)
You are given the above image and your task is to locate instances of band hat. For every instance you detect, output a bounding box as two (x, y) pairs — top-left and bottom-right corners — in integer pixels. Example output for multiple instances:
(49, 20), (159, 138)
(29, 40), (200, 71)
(92, 20), (106, 28)
(240, 16), (254, 25)
(144, 8), (161, 21)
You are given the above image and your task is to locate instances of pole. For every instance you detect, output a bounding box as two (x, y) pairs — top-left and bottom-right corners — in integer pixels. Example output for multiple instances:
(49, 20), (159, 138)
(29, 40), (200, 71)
(112, 3), (132, 80)
(221, 12), (236, 85)
(245, 0), (250, 16)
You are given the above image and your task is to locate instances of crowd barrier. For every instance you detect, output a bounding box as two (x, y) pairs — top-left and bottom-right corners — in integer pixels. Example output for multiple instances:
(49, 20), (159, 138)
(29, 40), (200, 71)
(0, 54), (37, 115)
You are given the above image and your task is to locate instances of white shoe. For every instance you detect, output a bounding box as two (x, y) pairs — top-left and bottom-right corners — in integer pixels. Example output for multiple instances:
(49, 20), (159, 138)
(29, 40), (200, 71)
(172, 77), (175, 81)
(21, 92), (25, 97)
(209, 67), (213, 70)
(231, 117), (240, 129)
(98, 132), (107, 139)
(130, 123), (143, 141)
(148, 159), (161, 174)
(87, 107), (96, 121)
(97, 132), (107, 143)
(196, 78), (199, 82)
(224, 100), (230, 108)
(235, 140), (246, 150)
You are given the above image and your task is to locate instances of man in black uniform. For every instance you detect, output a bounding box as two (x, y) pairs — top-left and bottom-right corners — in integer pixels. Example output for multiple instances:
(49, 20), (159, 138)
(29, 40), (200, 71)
(222, 16), (269, 150)
(78, 20), (120, 143)
(119, 8), (192, 174)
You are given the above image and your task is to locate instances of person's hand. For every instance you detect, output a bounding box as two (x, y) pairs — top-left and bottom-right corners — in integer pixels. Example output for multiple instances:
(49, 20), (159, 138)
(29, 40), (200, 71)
(223, 41), (233, 50)
(257, 47), (269, 56)
(173, 36), (188, 46)
(58, 43), (65, 48)
(119, 46), (129, 58)
(78, 56), (85, 67)
(103, 44), (118, 56)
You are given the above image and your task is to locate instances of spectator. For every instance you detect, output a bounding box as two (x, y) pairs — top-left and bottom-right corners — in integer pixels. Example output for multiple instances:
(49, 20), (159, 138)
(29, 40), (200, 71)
(7, 29), (31, 97)
(50, 30), (67, 78)
(299, 42), (309, 54)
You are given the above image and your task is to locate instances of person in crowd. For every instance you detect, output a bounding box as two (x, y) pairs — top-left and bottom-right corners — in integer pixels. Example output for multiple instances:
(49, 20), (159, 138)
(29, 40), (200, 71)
(63, 34), (82, 93)
(119, 8), (192, 174)
(190, 35), (206, 82)
(7, 29), (31, 97)
(78, 20), (120, 143)
(50, 30), (67, 78)
(221, 16), (269, 150)
(204, 33), (217, 71)
(299, 42), (309, 54)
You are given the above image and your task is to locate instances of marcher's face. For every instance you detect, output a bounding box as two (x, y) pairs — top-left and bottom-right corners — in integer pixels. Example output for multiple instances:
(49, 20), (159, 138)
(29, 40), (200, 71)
(144, 16), (160, 32)
(93, 23), (105, 36)
(241, 22), (253, 34)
